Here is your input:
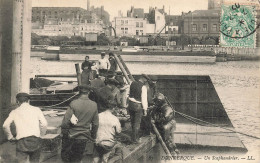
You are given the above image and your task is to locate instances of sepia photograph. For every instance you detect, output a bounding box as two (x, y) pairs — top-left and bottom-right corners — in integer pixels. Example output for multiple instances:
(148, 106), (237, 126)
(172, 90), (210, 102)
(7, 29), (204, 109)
(0, 0), (259, 162)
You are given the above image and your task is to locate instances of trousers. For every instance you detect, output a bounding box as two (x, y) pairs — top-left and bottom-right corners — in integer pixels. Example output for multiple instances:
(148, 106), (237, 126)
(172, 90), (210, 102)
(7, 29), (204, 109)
(128, 101), (143, 142)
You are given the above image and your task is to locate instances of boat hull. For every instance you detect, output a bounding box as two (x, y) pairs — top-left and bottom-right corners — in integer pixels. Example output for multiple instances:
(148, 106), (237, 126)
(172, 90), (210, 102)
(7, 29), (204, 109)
(58, 53), (216, 63)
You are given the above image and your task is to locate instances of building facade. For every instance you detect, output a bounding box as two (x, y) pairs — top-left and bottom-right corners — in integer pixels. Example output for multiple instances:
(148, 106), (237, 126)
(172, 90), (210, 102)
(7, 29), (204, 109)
(113, 17), (148, 36)
(31, 7), (106, 37)
(182, 10), (220, 39)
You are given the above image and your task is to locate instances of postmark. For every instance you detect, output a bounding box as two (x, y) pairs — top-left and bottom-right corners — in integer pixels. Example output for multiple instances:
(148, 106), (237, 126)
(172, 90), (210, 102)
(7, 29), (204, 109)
(220, 3), (257, 48)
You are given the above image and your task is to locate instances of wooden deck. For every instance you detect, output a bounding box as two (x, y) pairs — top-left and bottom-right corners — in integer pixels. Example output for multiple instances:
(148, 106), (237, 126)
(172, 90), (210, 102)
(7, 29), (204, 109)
(175, 123), (247, 151)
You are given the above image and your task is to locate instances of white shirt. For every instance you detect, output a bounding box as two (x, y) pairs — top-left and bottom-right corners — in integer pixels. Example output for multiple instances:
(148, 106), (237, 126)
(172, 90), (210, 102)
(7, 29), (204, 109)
(129, 85), (148, 111)
(96, 110), (121, 144)
(98, 58), (111, 70)
(3, 103), (48, 140)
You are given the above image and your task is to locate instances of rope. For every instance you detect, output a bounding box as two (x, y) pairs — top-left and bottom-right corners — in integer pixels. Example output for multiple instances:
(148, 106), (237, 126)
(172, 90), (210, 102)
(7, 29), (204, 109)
(42, 92), (79, 108)
(165, 97), (260, 140)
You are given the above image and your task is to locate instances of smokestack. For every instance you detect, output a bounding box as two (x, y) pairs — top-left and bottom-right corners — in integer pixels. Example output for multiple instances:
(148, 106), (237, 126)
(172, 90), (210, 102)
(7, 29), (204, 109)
(87, 0), (90, 11)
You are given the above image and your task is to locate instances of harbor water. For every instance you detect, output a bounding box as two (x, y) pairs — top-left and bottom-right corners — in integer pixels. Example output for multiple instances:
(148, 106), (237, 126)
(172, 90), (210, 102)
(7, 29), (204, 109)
(30, 57), (260, 162)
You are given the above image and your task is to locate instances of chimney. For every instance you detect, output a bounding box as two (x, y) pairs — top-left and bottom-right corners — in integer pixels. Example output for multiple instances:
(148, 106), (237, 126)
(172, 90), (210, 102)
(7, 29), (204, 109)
(163, 5), (165, 13)
(87, 0), (90, 11)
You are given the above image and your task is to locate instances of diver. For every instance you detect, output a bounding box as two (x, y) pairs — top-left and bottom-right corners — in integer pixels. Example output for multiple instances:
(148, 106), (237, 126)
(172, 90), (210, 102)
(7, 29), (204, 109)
(150, 93), (180, 155)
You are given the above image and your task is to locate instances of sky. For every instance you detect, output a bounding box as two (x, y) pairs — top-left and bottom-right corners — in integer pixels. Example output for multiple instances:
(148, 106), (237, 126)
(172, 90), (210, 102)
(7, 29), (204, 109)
(32, 0), (209, 20)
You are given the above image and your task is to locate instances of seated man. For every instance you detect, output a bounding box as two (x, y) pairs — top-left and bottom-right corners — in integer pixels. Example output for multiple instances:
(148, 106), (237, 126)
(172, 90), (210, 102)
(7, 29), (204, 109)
(93, 96), (122, 163)
(150, 93), (180, 155)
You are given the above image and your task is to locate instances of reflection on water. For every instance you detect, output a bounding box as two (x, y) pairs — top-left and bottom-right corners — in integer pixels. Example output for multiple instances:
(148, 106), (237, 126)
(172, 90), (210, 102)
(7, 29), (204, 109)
(30, 58), (260, 159)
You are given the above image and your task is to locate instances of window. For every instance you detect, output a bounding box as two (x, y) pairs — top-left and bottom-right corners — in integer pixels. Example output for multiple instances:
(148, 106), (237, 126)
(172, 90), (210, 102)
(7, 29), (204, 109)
(121, 20), (124, 25)
(140, 30), (143, 35)
(121, 28), (124, 34)
(136, 22), (139, 27)
(202, 24), (207, 31)
(212, 24), (217, 31)
(125, 28), (128, 34)
(192, 24), (197, 31)
(125, 20), (128, 25)
(136, 30), (139, 35)
(140, 22), (143, 27)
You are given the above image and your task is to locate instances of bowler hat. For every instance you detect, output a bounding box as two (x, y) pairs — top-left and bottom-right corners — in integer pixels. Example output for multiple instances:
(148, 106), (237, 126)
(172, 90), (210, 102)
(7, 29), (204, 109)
(106, 78), (120, 86)
(79, 84), (92, 92)
(16, 92), (30, 99)
(148, 75), (157, 81)
(107, 70), (116, 78)
(141, 74), (151, 81)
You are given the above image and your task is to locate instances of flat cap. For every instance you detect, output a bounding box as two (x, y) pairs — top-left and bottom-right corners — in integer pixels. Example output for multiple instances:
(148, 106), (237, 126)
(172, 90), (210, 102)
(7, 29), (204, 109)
(16, 92), (30, 99)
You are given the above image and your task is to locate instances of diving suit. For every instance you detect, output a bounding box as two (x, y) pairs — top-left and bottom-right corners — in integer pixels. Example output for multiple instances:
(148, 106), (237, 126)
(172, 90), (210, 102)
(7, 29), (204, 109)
(150, 93), (180, 155)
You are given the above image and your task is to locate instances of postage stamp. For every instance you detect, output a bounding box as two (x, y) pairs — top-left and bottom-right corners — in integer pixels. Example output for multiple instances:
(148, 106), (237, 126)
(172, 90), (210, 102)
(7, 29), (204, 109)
(220, 4), (257, 48)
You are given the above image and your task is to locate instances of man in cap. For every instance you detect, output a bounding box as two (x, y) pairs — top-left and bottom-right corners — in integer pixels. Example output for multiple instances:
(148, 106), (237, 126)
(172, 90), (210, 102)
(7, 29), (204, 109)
(140, 75), (158, 136)
(98, 52), (110, 76)
(127, 74), (149, 143)
(61, 85), (99, 162)
(150, 93), (179, 155)
(81, 55), (92, 71)
(3, 92), (48, 162)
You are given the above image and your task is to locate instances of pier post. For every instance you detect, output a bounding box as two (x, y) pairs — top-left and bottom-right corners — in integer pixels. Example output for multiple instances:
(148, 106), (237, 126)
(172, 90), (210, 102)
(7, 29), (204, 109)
(0, 0), (32, 143)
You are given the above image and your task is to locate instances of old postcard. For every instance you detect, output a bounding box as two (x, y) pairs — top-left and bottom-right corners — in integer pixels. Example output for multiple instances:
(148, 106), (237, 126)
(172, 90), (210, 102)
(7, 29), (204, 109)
(0, 0), (259, 162)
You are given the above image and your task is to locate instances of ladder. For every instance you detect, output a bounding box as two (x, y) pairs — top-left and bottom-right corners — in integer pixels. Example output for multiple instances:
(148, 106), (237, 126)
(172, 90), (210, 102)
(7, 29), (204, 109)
(113, 54), (135, 84)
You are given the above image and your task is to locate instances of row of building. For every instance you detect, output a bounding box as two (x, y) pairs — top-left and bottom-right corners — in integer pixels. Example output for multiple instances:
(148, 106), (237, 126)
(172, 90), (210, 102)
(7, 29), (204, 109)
(31, 0), (260, 46)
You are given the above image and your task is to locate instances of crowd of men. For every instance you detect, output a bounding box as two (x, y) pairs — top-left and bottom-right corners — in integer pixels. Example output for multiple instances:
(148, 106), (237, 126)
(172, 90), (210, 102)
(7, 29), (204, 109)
(2, 52), (179, 163)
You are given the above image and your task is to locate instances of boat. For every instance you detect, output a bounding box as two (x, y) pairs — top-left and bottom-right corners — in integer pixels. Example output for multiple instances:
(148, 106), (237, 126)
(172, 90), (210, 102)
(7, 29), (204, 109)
(35, 45), (217, 63)
(41, 46), (60, 60)
(28, 54), (247, 162)
(59, 50), (216, 63)
(29, 74), (247, 162)
(121, 46), (148, 52)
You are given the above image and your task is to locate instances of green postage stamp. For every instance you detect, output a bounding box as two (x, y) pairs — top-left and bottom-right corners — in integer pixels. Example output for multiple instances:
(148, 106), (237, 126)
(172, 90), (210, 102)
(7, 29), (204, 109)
(220, 4), (257, 48)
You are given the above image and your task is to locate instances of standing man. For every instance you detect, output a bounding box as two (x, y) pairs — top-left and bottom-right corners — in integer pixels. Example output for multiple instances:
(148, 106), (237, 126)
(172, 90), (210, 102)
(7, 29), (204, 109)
(3, 93), (48, 162)
(81, 56), (92, 71)
(61, 85), (99, 162)
(108, 52), (118, 73)
(127, 74), (149, 143)
(98, 52), (110, 76)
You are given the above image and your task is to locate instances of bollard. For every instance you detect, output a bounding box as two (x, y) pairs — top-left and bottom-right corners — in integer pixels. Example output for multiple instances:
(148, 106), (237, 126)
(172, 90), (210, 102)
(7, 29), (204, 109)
(75, 63), (82, 86)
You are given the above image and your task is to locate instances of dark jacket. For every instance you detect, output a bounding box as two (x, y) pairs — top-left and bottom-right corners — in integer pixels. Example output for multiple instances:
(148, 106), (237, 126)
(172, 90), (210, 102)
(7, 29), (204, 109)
(90, 86), (115, 113)
(129, 81), (143, 102)
(61, 95), (99, 139)
(81, 61), (92, 70)
(109, 57), (117, 72)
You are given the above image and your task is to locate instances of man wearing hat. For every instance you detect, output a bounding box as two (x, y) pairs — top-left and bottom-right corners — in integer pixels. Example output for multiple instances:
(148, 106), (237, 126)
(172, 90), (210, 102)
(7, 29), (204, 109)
(108, 52), (118, 73)
(3, 92), (48, 162)
(60, 85), (99, 162)
(92, 78), (120, 113)
(98, 52), (110, 76)
(127, 74), (149, 143)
